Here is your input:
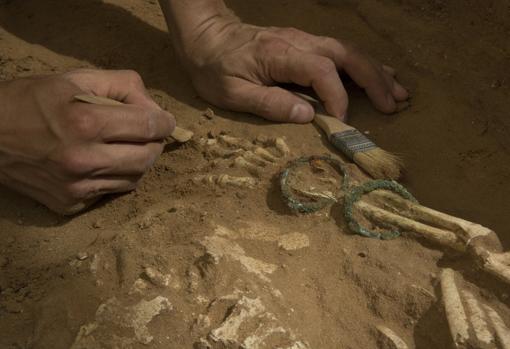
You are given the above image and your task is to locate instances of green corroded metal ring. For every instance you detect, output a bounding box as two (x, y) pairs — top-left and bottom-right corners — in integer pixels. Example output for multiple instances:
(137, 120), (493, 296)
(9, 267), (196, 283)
(280, 155), (349, 213)
(343, 179), (418, 240)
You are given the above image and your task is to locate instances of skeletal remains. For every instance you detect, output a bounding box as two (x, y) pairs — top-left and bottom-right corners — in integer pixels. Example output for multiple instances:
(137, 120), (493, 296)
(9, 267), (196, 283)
(192, 134), (510, 347)
(195, 134), (510, 287)
(440, 268), (510, 349)
(194, 134), (290, 188)
(354, 185), (510, 348)
(355, 189), (510, 287)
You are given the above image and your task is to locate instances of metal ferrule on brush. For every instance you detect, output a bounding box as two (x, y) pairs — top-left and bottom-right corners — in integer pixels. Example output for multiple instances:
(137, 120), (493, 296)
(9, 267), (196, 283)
(329, 129), (377, 159)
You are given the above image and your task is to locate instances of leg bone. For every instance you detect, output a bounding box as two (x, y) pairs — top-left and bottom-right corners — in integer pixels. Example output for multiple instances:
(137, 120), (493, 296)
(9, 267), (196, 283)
(483, 303), (510, 349)
(440, 268), (470, 348)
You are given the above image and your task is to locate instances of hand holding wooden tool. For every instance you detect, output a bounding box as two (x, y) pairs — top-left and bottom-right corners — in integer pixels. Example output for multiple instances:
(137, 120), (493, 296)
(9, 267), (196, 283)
(73, 94), (193, 143)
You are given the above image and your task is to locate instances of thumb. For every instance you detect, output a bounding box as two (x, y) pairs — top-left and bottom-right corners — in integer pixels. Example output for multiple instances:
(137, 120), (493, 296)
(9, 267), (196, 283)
(228, 82), (315, 123)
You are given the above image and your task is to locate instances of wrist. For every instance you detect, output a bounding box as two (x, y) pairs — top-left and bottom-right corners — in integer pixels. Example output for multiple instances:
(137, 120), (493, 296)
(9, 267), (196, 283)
(159, 0), (240, 66)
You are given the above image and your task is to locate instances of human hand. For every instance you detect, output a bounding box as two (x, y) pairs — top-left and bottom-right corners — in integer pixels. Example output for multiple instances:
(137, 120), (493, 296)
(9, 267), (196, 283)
(175, 17), (408, 123)
(0, 69), (175, 214)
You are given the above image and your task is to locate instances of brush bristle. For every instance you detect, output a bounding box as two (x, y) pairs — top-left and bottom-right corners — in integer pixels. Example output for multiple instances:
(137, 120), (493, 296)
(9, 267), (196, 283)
(352, 148), (403, 180)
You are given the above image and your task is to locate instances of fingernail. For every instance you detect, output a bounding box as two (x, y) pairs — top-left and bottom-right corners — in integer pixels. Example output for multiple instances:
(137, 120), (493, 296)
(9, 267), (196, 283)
(290, 104), (313, 123)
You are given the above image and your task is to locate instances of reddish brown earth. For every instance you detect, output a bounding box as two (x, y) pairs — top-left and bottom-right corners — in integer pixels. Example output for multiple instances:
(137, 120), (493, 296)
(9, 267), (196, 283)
(0, 1), (509, 348)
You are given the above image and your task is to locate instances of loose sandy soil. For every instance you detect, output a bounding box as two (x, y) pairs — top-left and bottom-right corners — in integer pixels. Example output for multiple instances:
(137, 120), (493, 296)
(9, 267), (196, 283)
(0, 0), (509, 348)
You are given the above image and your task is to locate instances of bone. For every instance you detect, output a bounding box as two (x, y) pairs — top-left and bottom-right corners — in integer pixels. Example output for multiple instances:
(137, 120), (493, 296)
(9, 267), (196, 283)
(355, 195), (510, 285)
(461, 289), (494, 346)
(475, 251), (510, 285)
(375, 325), (409, 349)
(369, 190), (493, 244)
(355, 201), (464, 251)
(254, 147), (279, 162)
(440, 269), (470, 348)
(483, 303), (510, 349)
(218, 135), (255, 151)
(274, 137), (290, 157)
(242, 151), (269, 167)
(193, 174), (257, 189)
(207, 145), (243, 158)
(143, 267), (171, 288)
(234, 157), (261, 177)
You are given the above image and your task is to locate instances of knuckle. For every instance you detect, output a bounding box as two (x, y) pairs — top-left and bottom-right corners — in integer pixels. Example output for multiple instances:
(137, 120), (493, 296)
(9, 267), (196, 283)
(313, 58), (336, 77)
(61, 68), (95, 83)
(58, 149), (93, 176)
(122, 70), (144, 88)
(257, 35), (291, 54)
(321, 36), (342, 50)
(67, 107), (100, 139)
(64, 181), (90, 201)
(138, 112), (158, 140)
(211, 79), (239, 108)
(277, 27), (302, 38)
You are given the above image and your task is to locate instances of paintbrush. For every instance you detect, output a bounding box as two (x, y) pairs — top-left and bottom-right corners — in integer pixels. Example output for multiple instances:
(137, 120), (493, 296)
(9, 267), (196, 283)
(295, 92), (403, 180)
(73, 94), (194, 143)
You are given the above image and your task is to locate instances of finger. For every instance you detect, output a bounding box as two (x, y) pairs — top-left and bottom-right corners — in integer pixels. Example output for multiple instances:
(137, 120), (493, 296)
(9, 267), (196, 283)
(91, 142), (164, 176)
(380, 65), (409, 101)
(74, 103), (175, 142)
(68, 176), (141, 201)
(65, 69), (159, 109)
(379, 70), (409, 102)
(391, 79), (409, 101)
(302, 39), (401, 113)
(220, 78), (315, 123)
(265, 47), (348, 119)
(382, 64), (396, 76)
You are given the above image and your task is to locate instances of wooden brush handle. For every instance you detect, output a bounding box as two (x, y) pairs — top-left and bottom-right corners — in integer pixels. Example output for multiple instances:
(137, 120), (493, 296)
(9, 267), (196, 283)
(313, 113), (354, 137)
(73, 94), (193, 143)
(292, 92), (354, 136)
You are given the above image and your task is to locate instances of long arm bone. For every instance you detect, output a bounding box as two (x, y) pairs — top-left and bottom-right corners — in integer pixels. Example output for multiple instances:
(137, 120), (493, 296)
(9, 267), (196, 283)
(356, 201), (465, 252)
(355, 193), (510, 285)
(368, 190), (495, 245)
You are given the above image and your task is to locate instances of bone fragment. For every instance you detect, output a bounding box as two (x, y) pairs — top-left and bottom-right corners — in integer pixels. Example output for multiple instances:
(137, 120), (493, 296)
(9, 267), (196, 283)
(274, 137), (290, 157)
(193, 174), (257, 189)
(218, 135), (255, 151)
(462, 290), (494, 346)
(254, 147), (279, 162)
(243, 150), (269, 166)
(477, 251), (510, 285)
(483, 303), (510, 349)
(440, 268), (470, 348)
(234, 156), (261, 176)
(144, 267), (171, 288)
(207, 145), (243, 158)
(376, 325), (409, 349)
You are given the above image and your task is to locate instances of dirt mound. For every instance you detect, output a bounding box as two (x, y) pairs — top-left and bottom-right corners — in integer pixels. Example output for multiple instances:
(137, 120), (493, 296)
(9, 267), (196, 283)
(1, 0), (509, 348)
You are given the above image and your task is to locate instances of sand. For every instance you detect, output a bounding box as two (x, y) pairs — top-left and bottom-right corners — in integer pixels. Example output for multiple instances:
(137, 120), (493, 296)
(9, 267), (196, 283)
(0, 0), (509, 348)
